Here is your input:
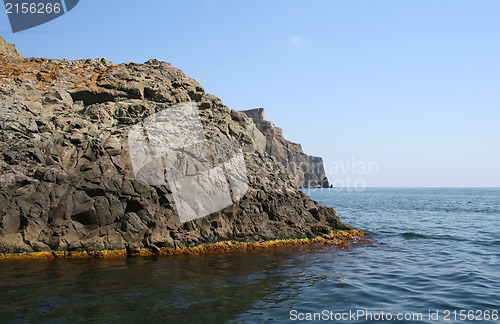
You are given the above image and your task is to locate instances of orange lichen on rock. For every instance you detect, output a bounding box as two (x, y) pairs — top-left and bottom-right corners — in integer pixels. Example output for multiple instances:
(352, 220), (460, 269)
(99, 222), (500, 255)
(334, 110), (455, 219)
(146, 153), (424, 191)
(0, 230), (365, 262)
(0, 56), (116, 91)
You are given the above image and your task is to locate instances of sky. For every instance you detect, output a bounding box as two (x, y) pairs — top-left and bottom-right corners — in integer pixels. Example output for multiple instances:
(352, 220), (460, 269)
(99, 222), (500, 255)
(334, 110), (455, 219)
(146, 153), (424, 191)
(1, 0), (499, 187)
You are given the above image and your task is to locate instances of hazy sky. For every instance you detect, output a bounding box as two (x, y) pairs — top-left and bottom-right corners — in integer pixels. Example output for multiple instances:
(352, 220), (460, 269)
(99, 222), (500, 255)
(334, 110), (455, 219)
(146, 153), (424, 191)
(2, 0), (499, 187)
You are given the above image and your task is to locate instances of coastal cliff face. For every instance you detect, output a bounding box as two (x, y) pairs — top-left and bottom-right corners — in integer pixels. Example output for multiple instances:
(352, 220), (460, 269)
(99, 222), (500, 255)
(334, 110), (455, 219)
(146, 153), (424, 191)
(242, 108), (330, 188)
(0, 37), (351, 254)
(0, 37), (22, 59)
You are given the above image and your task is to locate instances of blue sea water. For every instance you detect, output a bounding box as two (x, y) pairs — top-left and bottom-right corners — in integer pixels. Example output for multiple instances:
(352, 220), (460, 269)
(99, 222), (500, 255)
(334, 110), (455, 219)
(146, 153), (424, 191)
(0, 188), (499, 323)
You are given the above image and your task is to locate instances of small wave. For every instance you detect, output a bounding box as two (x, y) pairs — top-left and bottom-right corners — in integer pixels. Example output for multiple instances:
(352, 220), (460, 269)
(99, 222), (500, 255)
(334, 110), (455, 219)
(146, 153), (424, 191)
(400, 232), (430, 239)
(476, 239), (500, 247)
(399, 232), (469, 242)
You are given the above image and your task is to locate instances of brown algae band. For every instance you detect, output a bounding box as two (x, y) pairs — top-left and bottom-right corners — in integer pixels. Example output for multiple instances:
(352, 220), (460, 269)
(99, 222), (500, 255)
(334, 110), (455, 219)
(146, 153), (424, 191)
(0, 230), (365, 262)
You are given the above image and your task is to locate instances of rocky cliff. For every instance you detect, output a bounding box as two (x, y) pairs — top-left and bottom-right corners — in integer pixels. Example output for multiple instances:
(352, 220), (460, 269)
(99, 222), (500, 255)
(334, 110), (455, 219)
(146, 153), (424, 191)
(242, 108), (330, 188)
(0, 36), (351, 254)
(0, 36), (22, 59)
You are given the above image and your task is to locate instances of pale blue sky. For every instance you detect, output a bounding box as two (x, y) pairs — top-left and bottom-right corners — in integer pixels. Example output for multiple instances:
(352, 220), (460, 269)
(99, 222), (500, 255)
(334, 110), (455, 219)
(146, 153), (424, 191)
(2, 0), (499, 187)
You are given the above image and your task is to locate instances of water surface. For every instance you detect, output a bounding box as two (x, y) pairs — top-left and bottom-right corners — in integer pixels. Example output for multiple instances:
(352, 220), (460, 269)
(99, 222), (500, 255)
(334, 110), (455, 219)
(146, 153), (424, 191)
(1, 188), (499, 323)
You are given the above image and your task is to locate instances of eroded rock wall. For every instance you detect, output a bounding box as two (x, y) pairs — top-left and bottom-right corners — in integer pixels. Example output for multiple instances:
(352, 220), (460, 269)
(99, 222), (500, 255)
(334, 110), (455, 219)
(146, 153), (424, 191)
(0, 52), (351, 254)
(242, 108), (330, 188)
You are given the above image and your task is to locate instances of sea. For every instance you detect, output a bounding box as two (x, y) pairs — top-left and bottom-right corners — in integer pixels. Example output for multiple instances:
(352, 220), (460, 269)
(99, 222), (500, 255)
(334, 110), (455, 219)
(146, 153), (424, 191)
(0, 188), (499, 323)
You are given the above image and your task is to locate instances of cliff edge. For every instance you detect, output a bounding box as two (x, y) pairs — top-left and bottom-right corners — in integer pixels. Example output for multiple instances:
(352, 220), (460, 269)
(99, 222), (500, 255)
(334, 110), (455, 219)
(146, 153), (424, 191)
(0, 38), (351, 254)
(242, 108), (330, 188)
(0, 36), (22, 59)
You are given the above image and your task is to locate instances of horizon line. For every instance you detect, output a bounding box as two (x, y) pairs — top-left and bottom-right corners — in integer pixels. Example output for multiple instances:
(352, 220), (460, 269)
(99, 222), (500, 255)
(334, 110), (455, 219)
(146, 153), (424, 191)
(304, 186), (500, 189)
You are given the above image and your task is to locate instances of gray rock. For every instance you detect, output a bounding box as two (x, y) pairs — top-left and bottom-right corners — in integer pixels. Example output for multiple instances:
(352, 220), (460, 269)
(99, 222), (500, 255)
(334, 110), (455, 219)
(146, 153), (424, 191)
(0, 45), (352, 254)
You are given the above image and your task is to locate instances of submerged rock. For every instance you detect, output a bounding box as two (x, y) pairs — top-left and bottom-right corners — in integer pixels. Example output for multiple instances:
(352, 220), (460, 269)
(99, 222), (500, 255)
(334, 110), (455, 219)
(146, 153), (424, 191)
(0, 40), (352, 254)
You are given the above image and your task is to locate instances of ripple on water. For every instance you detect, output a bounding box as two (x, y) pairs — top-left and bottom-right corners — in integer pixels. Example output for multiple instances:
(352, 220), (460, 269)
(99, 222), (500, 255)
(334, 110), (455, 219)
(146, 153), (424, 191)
(1, 188), (500, 323)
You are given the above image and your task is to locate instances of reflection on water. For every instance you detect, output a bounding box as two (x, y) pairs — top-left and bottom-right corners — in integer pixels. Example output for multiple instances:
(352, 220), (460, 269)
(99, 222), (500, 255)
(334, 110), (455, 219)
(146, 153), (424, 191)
(1, 188), (500, 323)
(0, 246), (341, 323)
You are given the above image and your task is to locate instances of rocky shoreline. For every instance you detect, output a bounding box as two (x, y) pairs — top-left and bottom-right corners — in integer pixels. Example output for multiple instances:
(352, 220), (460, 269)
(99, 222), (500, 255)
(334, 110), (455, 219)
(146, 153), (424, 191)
(0, 36), (355, 256)
(0, 229), (365, 261)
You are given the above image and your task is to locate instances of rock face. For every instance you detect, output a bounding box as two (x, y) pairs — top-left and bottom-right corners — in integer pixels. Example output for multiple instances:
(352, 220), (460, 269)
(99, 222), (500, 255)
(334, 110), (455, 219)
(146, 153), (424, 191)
(0, 36), (22, 59)
(0, 49), (351, 254)
(242, 108), (330, 188)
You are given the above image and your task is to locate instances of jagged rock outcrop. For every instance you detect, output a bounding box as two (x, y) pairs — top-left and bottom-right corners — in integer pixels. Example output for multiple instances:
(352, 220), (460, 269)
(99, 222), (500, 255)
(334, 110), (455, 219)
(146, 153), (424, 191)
(242, 108), (330, 188)
(0, 36), (22, 59)
(0, 48), (351, 254)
